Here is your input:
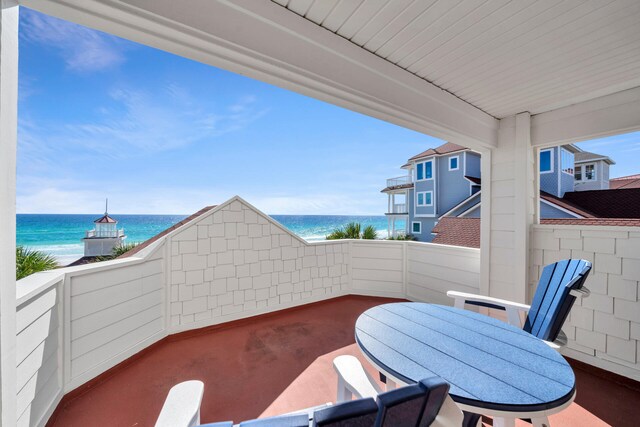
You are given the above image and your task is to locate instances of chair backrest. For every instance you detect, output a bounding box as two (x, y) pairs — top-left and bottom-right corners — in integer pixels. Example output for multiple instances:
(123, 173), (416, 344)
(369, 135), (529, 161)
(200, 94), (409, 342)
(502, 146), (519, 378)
(374, 377), (449, 427)
(374, 383), (426, 427)
(524, 259), (592, 341)
(312, 398), (378, 427)
(416, 378), (450, 427)
(197, 423), (233, 427)
(239, 413), (310, 427)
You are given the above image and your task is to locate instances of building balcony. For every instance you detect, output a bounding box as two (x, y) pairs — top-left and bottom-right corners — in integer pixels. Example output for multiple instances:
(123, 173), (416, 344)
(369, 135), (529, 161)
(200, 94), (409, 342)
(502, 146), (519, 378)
(385, 203), (408, 215)
(16, 196), (640, 427)
(385, 175), (412, 188)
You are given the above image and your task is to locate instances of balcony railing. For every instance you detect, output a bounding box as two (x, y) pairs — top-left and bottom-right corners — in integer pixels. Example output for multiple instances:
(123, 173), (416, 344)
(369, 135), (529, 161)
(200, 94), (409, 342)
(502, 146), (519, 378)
(85, 229), (125, 238)
(386, 175), (411, 188)
(15, 195), (640, 427)
(388, 203), (407, 214)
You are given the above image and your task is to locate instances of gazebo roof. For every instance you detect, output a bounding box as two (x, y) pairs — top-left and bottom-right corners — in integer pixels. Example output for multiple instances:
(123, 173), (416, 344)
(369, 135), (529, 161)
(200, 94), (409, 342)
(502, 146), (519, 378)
(94, 214), (117, 224)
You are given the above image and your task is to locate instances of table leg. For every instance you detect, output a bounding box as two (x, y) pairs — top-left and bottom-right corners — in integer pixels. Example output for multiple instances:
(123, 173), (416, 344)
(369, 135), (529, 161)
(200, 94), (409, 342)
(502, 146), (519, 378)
(385, 378), (396, 391)
(492, 417), (515, 427)
(462, 411), (482, 427)
(531, 416), (550, 427)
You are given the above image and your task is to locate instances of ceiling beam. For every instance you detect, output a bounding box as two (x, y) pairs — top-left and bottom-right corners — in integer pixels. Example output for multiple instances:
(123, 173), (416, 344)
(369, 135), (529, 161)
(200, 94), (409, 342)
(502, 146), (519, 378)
(532, 85), (640, 147)
(22, 0), (498, 149)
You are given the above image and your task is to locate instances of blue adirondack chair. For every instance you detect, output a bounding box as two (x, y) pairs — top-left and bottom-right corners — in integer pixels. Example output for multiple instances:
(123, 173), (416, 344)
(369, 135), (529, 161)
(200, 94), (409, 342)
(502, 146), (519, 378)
(196, 381), (455, 427)
(448, 259), (592, 348)
(332, 355), (464, 426)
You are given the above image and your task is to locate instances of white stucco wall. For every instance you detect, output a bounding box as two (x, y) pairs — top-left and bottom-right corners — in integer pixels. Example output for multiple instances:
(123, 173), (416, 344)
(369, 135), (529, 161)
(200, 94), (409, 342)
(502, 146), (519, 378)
(531, 224), (640, 380)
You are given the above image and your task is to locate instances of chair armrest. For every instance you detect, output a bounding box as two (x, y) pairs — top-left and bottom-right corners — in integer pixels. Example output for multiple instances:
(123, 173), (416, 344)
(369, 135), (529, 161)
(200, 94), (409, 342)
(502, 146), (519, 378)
(446, 291), (531, 328)
(333, 355), (382, 401)
(155, 380), (204, 427)
(543, 329), (568, 352)
(570, 287), (590, 298)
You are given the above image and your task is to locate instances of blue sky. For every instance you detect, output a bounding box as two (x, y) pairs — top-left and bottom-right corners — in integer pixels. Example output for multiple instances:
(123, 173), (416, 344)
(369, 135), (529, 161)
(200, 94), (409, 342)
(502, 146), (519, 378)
(17, 8), (640, 215)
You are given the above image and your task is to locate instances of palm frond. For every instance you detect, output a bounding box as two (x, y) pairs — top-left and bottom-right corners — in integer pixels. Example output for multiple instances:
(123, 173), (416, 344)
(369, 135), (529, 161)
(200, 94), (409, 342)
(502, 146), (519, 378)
(16, 246), (58, 280)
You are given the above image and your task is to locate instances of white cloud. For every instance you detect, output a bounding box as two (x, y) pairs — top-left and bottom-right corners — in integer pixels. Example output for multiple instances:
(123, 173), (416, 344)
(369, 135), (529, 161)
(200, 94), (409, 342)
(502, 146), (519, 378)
(22, 85), (268, 158)
(20, 8), (126, 72)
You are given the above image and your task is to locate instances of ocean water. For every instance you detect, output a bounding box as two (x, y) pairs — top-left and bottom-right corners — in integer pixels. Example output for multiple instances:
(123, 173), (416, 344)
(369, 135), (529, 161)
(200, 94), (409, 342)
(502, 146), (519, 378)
(17, 213), (393, 264)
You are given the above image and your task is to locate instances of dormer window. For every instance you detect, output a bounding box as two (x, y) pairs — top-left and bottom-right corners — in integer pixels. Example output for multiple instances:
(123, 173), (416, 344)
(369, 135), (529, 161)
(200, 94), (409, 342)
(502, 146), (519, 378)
(416, 160), (433, 180)
(540, 149), (553, 173)
(449, 156), (459, 171)
(575, 164), (596, 181)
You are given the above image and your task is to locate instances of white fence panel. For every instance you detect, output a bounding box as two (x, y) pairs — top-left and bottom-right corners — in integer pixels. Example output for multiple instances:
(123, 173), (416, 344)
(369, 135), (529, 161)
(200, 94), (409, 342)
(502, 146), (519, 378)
(407, 242), (481, 305)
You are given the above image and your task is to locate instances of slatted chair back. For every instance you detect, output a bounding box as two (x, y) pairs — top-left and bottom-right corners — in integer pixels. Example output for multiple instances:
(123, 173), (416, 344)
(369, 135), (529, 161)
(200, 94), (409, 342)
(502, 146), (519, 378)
(373, 377), (449, 427)
(312, 398), (378, 427)
(416, 378), (450, 427)
(524, 259), (592, 342)
(239, 413), (310, 427)
(374, 383), (426, 427)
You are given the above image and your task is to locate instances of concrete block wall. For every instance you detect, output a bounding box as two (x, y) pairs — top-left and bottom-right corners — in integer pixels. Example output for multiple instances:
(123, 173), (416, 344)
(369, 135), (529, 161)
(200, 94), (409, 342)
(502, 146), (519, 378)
(167, 199), (350, 330)
(531, 225), (640, 380)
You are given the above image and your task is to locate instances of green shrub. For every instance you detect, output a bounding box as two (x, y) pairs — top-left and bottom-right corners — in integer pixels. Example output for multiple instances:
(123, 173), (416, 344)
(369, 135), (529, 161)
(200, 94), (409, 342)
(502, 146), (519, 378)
(326, 222), (377, 240)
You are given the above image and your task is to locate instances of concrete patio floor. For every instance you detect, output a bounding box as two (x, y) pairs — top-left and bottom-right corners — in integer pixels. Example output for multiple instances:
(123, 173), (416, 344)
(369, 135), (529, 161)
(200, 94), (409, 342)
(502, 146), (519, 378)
(46, 296), (639, 427)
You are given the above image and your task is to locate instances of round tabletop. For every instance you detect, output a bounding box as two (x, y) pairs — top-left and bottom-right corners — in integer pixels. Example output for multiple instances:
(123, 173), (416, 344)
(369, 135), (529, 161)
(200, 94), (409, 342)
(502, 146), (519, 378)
(355, 302), (575, 414)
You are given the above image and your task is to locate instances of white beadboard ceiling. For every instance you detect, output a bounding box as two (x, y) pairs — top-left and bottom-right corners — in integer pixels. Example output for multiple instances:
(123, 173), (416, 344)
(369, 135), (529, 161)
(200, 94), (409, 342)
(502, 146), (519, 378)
(272, 0), (640, 119)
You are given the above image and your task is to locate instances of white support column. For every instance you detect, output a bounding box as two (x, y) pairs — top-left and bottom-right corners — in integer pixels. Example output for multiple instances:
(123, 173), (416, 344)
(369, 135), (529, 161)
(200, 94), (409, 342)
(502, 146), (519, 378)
(482, 113), (535, 303)
(0, 1), (18, 425)
(479, 149), (491, 298)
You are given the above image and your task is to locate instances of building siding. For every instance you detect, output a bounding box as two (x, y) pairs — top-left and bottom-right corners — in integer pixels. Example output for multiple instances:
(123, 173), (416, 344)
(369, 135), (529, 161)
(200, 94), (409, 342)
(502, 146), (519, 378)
(540, 201), (576, 219)
(436, 154), (471, 216)
(465, 152), (481, 178)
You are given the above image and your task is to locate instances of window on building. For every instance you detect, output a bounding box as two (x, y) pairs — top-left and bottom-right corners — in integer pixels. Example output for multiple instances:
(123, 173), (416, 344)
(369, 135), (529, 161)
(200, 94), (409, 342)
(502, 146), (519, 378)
(425, 160), (433, 179)
(574, 165), (582, 181)
(561, 148), (574, 175)
(540, 149), (553, 173)
(412, 221), (421, 234)
(417, 191), (433, 206)
(449, 156), (459, 171)
(416, 160), (433, 180)
(584, 164), (596, 180)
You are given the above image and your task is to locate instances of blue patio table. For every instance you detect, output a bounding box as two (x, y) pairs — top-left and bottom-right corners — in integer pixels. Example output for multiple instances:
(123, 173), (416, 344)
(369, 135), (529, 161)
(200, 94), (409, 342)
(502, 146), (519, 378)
(355, 302), (576, 427)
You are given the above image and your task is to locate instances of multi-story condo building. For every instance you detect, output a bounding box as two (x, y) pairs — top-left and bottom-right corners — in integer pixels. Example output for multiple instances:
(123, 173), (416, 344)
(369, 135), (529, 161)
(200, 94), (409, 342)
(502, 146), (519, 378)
(383, 143), (616, 242)
(382, 143), (480, 242)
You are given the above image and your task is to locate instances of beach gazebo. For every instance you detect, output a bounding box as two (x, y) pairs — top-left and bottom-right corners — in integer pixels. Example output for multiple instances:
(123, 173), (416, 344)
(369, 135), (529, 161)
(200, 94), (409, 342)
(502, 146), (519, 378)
(82, 201), (125, 256)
